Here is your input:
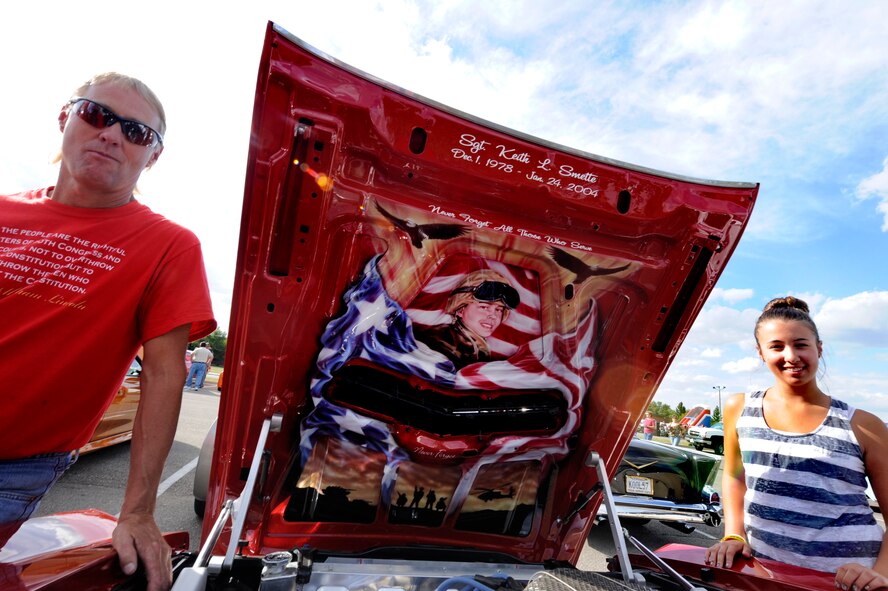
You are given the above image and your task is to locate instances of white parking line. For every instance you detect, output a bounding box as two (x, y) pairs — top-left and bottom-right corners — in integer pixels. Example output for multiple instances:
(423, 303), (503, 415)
(113, 457), (199, 518)
(158, 457), (199, 497)
(696, 529), (718, 540)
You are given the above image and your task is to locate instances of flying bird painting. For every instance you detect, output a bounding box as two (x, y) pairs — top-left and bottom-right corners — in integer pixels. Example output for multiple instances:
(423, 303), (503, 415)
(376, 202), (468, 249)
(548, 246), (630, 284)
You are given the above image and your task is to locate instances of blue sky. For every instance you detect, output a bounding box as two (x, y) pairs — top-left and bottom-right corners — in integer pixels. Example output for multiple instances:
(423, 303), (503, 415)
(1, 1), (886, 419)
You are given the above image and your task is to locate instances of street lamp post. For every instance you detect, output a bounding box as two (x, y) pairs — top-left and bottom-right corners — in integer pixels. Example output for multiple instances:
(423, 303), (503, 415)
(713, 385), (726, 418)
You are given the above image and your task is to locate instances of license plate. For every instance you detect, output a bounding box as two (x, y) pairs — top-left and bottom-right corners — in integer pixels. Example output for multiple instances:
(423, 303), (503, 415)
(625, 475), (654, 496)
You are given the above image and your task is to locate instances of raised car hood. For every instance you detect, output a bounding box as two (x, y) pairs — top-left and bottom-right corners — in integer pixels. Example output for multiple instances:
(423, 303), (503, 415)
(204, 22), (757, 565)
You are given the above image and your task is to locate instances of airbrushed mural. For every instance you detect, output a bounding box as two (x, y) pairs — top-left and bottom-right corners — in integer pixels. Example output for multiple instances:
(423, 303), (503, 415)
(284, 197), (632, 536)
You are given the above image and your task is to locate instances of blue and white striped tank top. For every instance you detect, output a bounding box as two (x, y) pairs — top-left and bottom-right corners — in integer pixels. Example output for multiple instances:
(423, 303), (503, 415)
(736, 391), (882, 573)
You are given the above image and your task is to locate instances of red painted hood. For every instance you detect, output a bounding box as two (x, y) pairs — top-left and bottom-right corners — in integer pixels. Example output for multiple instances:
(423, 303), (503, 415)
(203, 22), (758, 565)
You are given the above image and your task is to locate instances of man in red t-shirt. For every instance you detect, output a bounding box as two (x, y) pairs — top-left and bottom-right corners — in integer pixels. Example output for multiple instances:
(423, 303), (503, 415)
(0, 73), (215, 591)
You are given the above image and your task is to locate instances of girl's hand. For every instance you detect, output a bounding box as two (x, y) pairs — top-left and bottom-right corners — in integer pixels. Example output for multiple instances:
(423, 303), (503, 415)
(834, 563), (888, 590)
(705, 536), (752, 569)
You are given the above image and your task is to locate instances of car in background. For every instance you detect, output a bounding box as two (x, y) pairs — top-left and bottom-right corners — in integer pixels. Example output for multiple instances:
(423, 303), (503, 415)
(78, 357), (142, 454)
(599, 437), (721, 533)
(192, 419), (217, 517)
(687, 420), (725, 455)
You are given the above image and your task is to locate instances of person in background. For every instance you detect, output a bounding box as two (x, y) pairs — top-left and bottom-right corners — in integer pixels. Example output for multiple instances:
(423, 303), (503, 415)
(0, 72), (216, 591)
(706, 297), (887, 591)
(196, 344), (213, 389)
(667, 415), (683, 446)
(640, 411), (657, 440)
(185, 341), (213, 390)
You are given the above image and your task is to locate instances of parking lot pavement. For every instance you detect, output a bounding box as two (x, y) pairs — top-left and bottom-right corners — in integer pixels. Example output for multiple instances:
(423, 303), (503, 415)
(183, 368), (221, 393)
(580, 518), (721, 570)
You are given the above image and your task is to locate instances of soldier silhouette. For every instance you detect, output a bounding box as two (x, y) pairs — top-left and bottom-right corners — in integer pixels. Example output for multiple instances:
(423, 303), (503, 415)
(425, 489), (437, 509)
(409, 485), (424, 509)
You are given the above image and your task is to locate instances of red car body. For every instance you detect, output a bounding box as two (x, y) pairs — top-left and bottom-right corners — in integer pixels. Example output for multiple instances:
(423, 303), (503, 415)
(0, 21), (852, 591)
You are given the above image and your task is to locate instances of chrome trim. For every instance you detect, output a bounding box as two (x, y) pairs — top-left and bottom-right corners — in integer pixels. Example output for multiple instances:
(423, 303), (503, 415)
(598, 496), (722, 527)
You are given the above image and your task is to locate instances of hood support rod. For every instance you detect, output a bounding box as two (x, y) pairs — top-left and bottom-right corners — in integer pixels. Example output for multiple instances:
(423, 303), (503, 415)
(585, 451), (646, 586)
(223, 413), (284, 571)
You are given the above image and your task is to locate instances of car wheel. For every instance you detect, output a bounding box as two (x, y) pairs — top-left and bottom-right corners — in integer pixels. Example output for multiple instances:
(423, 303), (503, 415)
(194, 498), (206, 518)
(694, 444), (703, 451)
(713, 440), (724, 455)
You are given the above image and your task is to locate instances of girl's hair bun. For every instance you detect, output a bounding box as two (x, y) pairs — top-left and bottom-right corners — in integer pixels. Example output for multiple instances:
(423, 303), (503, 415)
(762, 296), (810, 315)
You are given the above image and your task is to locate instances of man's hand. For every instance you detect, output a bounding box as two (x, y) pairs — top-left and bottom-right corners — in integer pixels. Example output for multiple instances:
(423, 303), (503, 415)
(112, 513), (172, 590)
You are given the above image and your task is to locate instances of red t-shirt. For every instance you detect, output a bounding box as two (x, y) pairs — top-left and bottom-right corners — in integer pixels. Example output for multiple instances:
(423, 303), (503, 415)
(0, 189), (216, 458)
(642, 417), (656, 434)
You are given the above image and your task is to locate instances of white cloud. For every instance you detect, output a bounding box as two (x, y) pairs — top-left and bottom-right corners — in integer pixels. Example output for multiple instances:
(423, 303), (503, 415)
(701, 347), (722, 358)
(711, 288), (754, 304)
(856, 156), (888, 231)
(674, 358), (711, 368)
(815, 292), (888, 348)
(680, 304), (759, 352)
(721, 356), (761, 374)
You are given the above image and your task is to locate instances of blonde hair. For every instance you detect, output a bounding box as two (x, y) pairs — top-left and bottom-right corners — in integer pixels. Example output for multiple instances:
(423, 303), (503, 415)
(71, 72), (166, 135)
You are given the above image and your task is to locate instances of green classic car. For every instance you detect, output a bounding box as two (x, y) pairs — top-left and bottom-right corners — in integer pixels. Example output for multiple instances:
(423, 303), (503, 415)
(598, 436), (722, 533)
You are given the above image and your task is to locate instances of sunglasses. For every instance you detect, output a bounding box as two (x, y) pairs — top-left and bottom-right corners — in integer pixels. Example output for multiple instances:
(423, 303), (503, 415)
(451, 280), (520, 309)
(67, 98), (163, 147)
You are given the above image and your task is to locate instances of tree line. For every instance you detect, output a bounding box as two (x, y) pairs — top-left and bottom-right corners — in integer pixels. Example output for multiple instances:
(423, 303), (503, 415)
(647, 400), (722, 423)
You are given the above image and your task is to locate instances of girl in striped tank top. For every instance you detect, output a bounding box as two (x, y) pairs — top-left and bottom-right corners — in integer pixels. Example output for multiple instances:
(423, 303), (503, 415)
(705, 296), (888, 591)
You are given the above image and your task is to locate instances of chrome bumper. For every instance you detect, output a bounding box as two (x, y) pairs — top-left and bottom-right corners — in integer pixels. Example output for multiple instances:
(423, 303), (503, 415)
(596, 495), (722, 527)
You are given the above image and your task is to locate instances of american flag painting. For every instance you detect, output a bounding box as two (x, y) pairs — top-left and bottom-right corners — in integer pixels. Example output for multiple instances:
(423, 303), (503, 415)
(301, 253), (598, 499)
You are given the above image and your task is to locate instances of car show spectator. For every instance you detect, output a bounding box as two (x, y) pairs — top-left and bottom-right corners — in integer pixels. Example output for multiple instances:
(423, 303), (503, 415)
(0, 72), (215, 591)
(666, 415), (684, 446)
(706, 296), (887, 591)
(640, 411), (657, 440)
(185, 342), (213, 390)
